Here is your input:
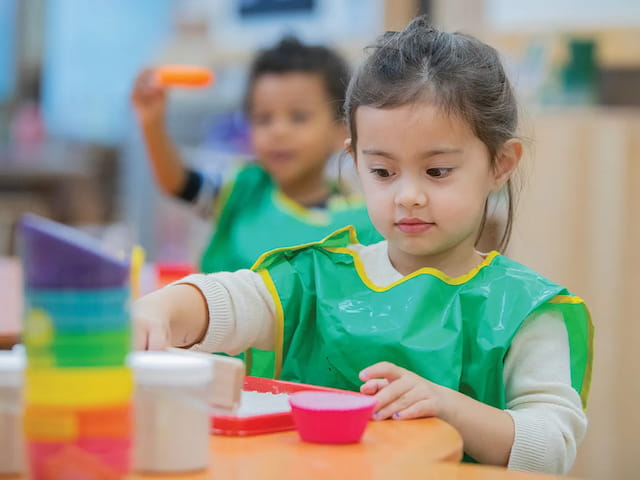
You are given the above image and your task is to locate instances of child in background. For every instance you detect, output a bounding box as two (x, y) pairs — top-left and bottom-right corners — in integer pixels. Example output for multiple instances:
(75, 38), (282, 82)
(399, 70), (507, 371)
(131, 37), (381, 274)
(132, 17), (592, 474)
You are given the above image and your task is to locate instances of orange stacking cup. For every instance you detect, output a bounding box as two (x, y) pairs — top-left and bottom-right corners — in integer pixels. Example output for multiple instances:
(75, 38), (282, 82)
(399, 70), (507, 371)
(24, 404), (132, 441)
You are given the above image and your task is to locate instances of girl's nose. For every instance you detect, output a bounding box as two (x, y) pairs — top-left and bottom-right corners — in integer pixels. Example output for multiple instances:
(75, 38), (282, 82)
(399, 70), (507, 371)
(395, 179), (427, 209)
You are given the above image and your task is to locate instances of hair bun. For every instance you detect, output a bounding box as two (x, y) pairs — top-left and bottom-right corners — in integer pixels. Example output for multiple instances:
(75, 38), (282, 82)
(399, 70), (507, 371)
(405, 15), (437, 33)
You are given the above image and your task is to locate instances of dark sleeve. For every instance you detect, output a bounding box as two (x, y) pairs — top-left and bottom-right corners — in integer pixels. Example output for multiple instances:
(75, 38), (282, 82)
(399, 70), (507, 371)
(176, 168), (203, 203)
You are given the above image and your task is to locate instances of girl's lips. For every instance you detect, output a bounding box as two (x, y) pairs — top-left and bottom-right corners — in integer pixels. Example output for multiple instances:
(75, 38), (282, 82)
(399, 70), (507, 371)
(395, 219), (434, 234)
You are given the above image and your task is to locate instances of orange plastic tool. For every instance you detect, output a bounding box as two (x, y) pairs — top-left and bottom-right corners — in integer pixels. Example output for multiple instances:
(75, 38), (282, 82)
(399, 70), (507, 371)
(155, 65), (214, 88)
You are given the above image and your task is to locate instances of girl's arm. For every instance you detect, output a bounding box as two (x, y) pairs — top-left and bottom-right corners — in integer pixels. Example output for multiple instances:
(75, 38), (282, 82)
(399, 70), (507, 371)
(359, 363), (514, 466)
(439, 387), (515, 465)
(360, 309), (585, 473)
(132, 270), (277, 353)
(502, 309), (586, 473)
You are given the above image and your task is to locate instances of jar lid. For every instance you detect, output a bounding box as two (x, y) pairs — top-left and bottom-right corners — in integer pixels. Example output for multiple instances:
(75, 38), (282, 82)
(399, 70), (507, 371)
(128, 351), (212, 386)
(0, 348), (25, 387)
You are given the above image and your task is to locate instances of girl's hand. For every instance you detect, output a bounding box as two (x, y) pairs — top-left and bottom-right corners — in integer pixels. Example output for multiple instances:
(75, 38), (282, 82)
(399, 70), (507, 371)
(131, 290), (173, 350)
(131, 67), (167, 126)
(132, 284), (209, 351)
(359, 361), (447, 420)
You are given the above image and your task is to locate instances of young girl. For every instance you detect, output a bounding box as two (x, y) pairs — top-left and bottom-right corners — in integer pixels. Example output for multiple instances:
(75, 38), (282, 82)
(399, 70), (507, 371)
(133, 18), (592, 474)
(131, 37), (381, 274)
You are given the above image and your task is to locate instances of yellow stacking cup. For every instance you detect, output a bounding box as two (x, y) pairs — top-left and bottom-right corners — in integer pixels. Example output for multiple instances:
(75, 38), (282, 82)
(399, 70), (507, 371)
(25, 367), (133, 407)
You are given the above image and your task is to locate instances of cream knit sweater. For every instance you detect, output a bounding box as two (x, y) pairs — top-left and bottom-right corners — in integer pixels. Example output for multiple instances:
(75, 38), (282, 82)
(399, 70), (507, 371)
(179, 241), (587, 474)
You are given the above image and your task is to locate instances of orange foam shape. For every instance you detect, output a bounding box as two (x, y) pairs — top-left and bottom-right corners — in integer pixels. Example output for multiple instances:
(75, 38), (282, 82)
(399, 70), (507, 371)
(155, 65), (214, 88)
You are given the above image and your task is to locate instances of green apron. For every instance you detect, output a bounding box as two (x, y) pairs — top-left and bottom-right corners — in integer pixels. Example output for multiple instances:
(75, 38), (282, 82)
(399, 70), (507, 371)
(248, 226), (593, 414)
(199, 164), (382, 273)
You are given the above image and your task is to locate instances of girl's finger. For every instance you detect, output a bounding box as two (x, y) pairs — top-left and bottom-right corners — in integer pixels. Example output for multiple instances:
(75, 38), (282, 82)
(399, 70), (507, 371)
(133, 321), (149, 350)
(359, 361), (403, 382)
(370, 377), (413, 419)
(147, 324), (170, 351)
(374, 387), (417, 420)
(360, 378), (389, 395)
(389, 399), (438, 420)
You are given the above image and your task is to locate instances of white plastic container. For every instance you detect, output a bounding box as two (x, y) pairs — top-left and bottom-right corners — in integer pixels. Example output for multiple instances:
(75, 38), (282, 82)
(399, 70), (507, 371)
(0, 349), (25, 474)
(129, 351), (212, 473)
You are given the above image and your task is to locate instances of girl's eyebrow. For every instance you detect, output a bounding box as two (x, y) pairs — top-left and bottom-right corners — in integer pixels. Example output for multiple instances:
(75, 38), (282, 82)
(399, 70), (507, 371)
(361, 148), (463, 159)
(361, 149), (395, 159)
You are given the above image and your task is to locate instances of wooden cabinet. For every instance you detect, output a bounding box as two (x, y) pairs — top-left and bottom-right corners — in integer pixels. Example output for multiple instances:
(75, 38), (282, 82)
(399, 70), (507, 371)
(0, 143), (117, 254)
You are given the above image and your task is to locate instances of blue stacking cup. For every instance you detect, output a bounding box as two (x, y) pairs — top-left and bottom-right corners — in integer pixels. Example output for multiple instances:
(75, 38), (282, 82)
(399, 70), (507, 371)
(24, 288), (130, 334)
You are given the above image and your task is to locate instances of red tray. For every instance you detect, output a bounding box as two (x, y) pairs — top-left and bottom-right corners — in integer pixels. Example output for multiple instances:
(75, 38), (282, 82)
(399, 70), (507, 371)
(210, 376), (349, 436)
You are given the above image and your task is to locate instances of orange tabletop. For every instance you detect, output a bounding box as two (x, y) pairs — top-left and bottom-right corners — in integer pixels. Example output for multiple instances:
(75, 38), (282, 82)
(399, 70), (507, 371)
(128, 417), (462, 479)
(6, 418), (462, 480)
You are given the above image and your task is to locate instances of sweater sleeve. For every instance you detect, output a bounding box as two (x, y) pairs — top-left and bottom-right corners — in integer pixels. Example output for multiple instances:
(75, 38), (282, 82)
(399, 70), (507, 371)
(504, 308), (588, 474)
(173, 270), (277, 355)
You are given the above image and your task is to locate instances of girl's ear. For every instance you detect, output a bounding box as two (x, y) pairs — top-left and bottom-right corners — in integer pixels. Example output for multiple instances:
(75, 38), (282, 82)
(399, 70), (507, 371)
(332, 122), (349, 151)
(492, 139), (522, 191)
(344, 138), (354, 157)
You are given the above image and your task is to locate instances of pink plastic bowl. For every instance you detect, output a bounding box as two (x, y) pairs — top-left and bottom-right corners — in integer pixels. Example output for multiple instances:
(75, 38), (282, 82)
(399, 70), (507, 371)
(289, 391), (377, 444)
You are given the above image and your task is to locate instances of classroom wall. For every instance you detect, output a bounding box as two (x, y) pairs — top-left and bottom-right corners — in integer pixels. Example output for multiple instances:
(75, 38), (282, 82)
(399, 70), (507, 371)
(509, 108), (640, 480)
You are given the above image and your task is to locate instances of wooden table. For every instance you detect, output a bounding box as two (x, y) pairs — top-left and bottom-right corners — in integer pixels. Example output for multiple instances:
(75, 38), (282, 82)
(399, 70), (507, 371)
(195, 417), (462, 479)
(127, 435), (577, 479)
(5, 418), (462, 480)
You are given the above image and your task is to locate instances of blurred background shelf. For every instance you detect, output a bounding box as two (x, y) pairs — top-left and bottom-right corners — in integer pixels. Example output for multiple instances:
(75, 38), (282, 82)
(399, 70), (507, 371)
(0, 142), (117, 255)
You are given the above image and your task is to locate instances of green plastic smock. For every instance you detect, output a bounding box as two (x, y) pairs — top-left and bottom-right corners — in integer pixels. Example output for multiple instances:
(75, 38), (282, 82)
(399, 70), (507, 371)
(246, 226), (593, 414)
(199, 164), (382, 273)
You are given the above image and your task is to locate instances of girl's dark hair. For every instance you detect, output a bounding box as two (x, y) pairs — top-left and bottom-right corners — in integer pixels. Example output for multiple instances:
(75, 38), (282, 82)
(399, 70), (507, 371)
(344, 16), (519, 252)
(245, 36), (350, 120)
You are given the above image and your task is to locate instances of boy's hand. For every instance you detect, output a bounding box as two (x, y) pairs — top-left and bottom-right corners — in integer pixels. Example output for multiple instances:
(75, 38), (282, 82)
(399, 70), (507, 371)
(131, 68), (167, 126)
(359, 361), (447, 420)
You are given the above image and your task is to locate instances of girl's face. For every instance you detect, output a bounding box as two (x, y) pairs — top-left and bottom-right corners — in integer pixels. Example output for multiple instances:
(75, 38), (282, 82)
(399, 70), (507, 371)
(249, 72), (345, 189)
(352, 103), (517, 276)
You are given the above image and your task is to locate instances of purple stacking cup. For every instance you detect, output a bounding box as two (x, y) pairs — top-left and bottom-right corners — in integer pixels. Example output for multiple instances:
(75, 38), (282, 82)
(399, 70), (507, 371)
(18, 214), (130, 289)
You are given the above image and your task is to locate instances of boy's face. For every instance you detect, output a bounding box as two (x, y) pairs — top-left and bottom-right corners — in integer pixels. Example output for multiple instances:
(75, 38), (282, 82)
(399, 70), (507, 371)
(249, 72), (345, 189)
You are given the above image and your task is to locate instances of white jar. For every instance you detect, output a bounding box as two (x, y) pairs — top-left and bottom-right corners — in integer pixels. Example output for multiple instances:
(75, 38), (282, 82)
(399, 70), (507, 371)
(130, 351), (212, 473)
(0, 349), (25, 474)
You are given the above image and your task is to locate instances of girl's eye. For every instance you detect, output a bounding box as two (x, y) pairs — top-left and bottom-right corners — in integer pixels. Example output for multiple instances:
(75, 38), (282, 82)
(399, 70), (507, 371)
(426, 167), (452, 178)
(370, 168), (392, 178)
